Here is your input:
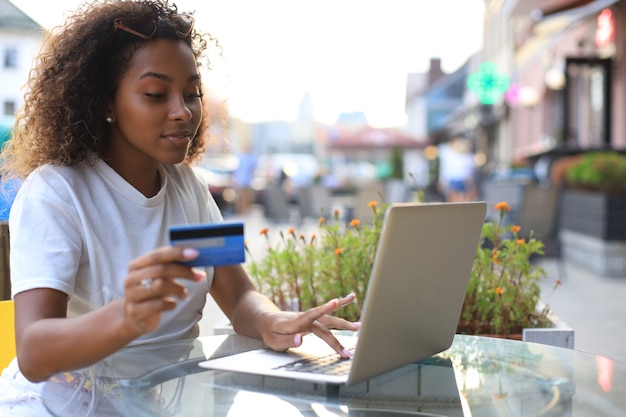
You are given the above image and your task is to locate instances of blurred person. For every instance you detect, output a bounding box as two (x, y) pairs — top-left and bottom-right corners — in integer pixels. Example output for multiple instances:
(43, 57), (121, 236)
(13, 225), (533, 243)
(0, 1), (358, 414)
(233, 146), (257, 214)
(278, 168), (299, 205)
(438, 138), (477, 202)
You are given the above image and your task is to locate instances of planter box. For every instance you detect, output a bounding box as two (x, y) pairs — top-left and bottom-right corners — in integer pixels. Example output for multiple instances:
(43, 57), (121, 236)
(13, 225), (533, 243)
(522, 304), (574, 349)
(559, 190), (626, 240)
(215, 308), (575, 350)
(559, 190), (626, 276)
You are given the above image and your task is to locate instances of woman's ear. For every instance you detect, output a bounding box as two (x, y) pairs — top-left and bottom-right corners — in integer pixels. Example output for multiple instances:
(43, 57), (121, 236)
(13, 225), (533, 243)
(105, 105), (115, 124)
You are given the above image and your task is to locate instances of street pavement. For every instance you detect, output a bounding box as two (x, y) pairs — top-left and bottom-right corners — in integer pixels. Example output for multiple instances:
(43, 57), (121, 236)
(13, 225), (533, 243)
(198, 204), (626, 365)
(537, 257), (626, 364)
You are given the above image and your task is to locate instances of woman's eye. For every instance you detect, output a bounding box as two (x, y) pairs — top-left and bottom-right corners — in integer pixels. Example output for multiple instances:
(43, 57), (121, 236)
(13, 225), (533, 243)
(145, 92), (166, 99)
(186, 92), (204, 100)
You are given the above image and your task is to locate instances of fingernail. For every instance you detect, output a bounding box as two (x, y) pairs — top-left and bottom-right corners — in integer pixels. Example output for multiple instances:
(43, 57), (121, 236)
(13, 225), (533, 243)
(192, 269), (206, 281)
(182, 248), (199, 259)
(293, 333), (302, 345)
(181, 288), (189, 300)
(342, 349), (353, 358)
(345, 292), (355, 299)
(327, 299), (339, 308)
(353, 322), (362, 330)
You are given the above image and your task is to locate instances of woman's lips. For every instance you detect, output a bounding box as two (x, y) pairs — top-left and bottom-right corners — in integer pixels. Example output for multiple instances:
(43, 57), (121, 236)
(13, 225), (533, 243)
(163, 131), (192, 146)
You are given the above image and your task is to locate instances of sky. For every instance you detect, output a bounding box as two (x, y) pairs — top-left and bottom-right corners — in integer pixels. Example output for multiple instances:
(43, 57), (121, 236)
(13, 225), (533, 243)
(9, 0), (484, 127)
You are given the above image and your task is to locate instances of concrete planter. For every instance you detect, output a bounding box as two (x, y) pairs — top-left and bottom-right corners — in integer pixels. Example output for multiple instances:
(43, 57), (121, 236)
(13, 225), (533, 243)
(522, 303), (574, 349)
(559, 190), (626, 276)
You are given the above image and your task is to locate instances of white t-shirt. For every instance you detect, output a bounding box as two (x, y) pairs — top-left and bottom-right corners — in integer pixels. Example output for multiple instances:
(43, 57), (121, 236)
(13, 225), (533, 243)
(438, 145), (475, 183)
(9, 159), (222, 344)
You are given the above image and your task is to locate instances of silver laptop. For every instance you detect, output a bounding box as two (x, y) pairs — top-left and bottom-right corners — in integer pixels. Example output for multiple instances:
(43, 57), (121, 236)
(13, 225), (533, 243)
(199, 201), (487, 386)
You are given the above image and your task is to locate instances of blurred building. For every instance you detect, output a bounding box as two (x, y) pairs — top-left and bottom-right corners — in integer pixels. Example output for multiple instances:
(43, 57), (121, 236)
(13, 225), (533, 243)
(476, 0), (625, 171)
(405, 58), (447, 142)
(507, 0), (624, 162)
(405, 57), (482, 193)
(422, 0), (625, 177)
(0, 0), (42, 118)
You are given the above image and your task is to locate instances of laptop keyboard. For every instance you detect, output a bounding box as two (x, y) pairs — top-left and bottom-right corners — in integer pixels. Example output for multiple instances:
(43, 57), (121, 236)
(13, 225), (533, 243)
(274, 349), (355, 376)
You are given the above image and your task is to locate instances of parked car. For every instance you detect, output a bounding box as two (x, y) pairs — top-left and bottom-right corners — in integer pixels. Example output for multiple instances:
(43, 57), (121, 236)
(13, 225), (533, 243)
(194, 154), (240, 213)
(250, 153), (320, 191)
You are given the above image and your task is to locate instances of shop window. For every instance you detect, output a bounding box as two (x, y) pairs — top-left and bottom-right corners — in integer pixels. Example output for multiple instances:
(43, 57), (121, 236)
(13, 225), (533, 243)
(3, 101), (15, 116)
(3, 48), (17, 69)
(563, 57), (611, 148)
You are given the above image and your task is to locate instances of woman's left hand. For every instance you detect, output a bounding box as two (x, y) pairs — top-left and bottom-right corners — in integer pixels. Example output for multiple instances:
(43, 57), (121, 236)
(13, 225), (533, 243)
(258, 293), (360, 358)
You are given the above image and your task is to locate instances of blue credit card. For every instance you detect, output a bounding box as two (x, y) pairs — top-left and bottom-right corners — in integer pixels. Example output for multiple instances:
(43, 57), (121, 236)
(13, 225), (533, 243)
(169, 222), (245, 267)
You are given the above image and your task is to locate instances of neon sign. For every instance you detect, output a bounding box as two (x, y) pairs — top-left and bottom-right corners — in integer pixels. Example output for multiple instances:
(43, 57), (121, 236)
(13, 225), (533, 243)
(467, 62), (510, 105)
(595, 9), (615, 48)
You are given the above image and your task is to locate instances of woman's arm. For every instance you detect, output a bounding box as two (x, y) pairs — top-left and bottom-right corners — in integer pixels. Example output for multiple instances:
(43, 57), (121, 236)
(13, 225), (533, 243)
(14, 246), (203, 382)
(210, 264), (360, 358)
(14, 289), (139, 382)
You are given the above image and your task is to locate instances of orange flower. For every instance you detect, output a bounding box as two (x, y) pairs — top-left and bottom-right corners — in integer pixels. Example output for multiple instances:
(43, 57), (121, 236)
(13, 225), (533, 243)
(516, 238), (525, 245)
(318, 217), (325, 225)
(349, 219), (361, 227)
(334, 209), (340, 219)
(491, 250), (501, 264)
(259, 228), (269, 236)
(495, 287), (503, 295)
(334, 247), (343, 256)
(510, 225), (521, 233)
(368, 200), (378, 208)
(287, 227), (295, 235)
(494, 201), (511, 212)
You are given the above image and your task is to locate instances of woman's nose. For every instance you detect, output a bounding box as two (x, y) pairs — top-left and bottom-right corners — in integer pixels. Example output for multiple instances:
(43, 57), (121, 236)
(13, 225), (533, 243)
(170, 96), (192, 121)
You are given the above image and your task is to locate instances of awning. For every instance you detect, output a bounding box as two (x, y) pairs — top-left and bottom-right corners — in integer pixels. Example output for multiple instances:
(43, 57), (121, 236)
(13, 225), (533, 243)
(536, 0), (619, 19)
(510, 0), (613, 17)
(513, 0), (620, 72)
(327, 128), (425, 151)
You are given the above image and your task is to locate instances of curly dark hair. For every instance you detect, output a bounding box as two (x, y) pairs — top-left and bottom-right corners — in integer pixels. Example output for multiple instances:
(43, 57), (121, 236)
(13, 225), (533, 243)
(1, 0), (220, 180)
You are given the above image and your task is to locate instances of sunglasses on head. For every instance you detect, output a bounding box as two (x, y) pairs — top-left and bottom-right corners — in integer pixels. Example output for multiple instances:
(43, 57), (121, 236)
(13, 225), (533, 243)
(109, 14), (194, 47)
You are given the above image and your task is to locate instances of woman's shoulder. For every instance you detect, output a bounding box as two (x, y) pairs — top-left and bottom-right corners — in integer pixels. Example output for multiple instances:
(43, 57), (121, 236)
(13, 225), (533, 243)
(24, 163), (81, 189)
(26, 161), (95, 186)
(11, 163), (94, 220)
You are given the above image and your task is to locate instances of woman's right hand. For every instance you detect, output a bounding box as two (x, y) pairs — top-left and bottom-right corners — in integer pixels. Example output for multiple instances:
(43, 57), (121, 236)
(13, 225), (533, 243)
(14, 246), (206, 382)
(123, 246), (205, 335)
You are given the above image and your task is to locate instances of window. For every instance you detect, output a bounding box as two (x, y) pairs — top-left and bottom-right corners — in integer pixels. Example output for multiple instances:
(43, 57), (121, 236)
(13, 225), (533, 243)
(3, 48), (17, 69)
(3, 101), (15, 116)
(563, 57), (612, 148)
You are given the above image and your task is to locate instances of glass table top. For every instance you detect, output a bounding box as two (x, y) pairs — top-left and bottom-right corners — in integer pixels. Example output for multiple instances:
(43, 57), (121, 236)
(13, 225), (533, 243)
(42, 334), (626, 417)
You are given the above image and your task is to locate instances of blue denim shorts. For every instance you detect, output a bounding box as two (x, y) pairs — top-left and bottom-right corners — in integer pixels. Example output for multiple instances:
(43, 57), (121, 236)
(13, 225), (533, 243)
(448, 179), (468, 192)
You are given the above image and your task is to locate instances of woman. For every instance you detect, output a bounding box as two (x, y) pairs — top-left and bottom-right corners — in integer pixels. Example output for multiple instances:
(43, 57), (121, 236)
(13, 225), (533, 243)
(0, 0), (357, 413)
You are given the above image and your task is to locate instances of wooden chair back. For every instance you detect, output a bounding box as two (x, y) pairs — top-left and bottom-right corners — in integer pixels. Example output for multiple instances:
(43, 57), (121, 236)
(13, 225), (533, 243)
(0, 299), (15, 369)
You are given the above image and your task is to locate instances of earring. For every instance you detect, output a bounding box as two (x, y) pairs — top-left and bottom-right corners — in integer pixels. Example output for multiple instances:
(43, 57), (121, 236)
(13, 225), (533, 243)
(106, 116), (113, 123)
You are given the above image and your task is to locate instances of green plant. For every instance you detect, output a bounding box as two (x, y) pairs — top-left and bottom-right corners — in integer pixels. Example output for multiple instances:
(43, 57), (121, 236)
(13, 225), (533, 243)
(565, 151), (626, 194)
(457, 201), (558, 337)
(246, 201), (387, 322)
(247, 200), (559, 337)
(389, 146), (404, 179)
